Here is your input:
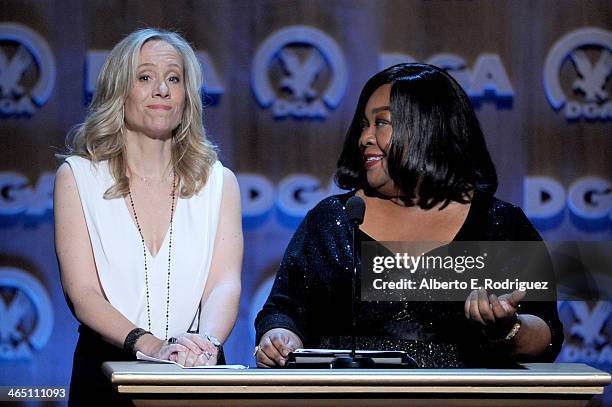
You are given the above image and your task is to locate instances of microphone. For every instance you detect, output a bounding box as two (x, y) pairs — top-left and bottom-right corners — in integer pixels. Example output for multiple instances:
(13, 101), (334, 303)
(346, 195), (366, 226)
(332, 195), (375, 368)
(346, 196), (365, 359)
(328, 195), (419, 369)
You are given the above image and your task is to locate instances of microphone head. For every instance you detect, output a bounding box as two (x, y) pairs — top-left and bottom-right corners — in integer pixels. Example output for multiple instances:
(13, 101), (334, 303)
(346, 195), (366, 226)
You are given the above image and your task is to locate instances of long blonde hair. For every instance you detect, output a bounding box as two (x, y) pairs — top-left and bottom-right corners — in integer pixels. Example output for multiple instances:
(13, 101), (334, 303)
(62, 28), (217, 198)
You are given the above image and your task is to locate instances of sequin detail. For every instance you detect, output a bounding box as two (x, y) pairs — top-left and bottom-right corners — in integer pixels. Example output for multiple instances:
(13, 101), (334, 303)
(255, 191), (564, 367)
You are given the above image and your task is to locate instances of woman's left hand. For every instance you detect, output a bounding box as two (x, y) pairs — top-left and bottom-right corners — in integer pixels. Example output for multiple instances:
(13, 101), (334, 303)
(464, 288), (525, 339)
(169, 333), (219, 367)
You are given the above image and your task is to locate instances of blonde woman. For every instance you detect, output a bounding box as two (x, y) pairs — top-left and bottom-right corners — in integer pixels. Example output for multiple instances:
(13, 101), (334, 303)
(54, 29), (242, 405)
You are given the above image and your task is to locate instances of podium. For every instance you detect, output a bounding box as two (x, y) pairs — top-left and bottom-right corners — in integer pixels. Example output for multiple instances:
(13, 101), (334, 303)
(103, 362), (610, 407)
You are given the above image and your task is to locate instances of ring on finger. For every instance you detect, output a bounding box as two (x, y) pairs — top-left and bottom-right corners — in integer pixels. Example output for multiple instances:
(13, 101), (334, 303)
(252, 345), (260, 357)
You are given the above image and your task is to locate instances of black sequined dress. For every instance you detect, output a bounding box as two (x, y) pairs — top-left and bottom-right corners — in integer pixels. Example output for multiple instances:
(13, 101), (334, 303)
(255, 190), (564, 368)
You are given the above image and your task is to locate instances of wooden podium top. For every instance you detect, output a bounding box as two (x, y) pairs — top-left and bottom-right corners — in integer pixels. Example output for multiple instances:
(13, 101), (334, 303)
(102, 362), (611, 407)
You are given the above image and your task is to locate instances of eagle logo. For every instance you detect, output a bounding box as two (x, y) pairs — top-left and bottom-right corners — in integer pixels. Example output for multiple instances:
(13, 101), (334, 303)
(0, 290), (32, 343)
(0, 23), (56, 116)
(568, 301), (611, 346)
(0, 45), (32, 99)
(543, 27), (612, 121)
(570, 49), (612, 103)
(0, 268), (53, 360)
(252, 25), (347, 119)
(278, 48), (325, 101)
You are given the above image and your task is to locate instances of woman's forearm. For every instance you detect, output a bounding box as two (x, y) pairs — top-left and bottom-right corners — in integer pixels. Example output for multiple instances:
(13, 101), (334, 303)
(70, 288), (139, 347)
(510, 314), (552, 358)
(199, 281), (241, 342)
(69, 288), (165, 355)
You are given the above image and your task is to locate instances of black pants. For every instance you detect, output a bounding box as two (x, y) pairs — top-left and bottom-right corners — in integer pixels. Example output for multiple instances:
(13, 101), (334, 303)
(68, 325), (227, 406)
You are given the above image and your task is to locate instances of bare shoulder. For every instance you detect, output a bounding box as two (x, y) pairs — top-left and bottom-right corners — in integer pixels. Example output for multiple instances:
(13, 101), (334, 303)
(55, 162), (77, 192)
(218, 166), (241, 222)
(221, 166), (240, 197)
(54, 161), (88, 248)
(222, 166), (238, 185)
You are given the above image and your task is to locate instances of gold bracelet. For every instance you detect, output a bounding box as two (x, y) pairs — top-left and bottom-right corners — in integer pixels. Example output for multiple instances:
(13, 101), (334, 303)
(503, 319), (522, 341)
(489, 314), (522, 342)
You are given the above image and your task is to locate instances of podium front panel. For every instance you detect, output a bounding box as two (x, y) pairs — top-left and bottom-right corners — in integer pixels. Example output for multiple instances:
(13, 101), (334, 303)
(102, 362), (611, 407)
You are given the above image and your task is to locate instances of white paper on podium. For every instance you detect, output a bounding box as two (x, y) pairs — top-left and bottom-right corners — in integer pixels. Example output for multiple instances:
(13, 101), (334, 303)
(136, 351), (247, 369)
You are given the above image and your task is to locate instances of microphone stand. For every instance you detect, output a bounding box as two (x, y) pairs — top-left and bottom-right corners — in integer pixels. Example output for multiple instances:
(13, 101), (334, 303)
(332, 217), (375, 369)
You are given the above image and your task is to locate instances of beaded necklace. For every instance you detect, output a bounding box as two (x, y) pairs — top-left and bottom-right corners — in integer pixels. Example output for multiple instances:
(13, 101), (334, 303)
(128, 172), (176, 340)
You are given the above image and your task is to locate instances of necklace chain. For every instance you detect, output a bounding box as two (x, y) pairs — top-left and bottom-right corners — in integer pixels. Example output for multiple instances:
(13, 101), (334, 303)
(130, 168), (174, 185)
(128, 172), (176, 340)
(130, 170), (170, 184)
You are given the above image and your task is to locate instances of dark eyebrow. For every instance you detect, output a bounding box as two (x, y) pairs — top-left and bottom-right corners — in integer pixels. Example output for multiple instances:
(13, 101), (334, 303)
(371, 106), (390, 114)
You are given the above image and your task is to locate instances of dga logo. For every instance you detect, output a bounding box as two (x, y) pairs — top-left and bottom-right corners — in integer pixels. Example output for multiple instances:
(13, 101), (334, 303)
(252, 25), (347, 119)
(0, 171), (54, 217)
(0, 23), (56, 116)
(559, 301), (612, 365)
(544, 27), (612, 121)
(0, 267), (53, 360)
(379, 53), (514, 106)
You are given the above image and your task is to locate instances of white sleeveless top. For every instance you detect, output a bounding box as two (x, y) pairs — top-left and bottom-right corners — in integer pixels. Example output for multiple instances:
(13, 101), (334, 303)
(66, 156), (224, 338)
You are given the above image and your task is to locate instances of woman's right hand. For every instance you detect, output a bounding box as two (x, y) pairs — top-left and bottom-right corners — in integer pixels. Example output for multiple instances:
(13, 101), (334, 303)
(255, 328), (303, 367)
(136, 334), (187, 360)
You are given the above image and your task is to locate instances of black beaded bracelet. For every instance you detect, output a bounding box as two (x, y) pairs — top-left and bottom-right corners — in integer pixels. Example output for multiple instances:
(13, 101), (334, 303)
(123, 327), (151, 356)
